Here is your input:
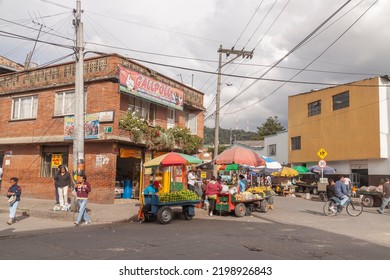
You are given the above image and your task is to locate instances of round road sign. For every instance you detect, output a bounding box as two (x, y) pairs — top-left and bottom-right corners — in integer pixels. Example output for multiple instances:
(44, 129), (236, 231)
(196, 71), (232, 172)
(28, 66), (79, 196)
(318, 160), (327, 168)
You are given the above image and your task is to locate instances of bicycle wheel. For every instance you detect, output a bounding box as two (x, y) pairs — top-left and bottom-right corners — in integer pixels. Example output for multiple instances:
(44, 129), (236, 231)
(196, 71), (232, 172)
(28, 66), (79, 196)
(323, 200), (337, 216)
(346, 200), (363, 217)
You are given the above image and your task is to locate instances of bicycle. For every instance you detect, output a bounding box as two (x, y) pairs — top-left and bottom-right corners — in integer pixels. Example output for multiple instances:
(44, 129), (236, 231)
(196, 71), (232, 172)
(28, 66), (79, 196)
(323, 196), (363, 217)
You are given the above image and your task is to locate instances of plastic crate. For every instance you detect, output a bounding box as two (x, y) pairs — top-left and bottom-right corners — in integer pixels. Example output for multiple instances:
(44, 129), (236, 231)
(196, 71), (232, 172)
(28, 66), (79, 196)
(216, 203), (229, 211)
(218, 196), (229, 202)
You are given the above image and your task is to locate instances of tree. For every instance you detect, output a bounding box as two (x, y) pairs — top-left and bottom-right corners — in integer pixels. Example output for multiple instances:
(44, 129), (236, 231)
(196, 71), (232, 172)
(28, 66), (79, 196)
(256, 116), (286, 139)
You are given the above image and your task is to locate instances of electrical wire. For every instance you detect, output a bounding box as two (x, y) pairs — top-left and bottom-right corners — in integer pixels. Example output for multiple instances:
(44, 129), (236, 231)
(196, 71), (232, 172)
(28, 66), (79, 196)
(225, 0), (379, 115)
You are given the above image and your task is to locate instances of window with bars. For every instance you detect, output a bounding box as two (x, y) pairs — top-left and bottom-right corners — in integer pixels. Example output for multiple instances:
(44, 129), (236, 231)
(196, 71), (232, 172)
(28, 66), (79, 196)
(40, 146), (69, 177)
(291, 136), (301, 150)
(308, 100), (321, 116)
(11, 95), (38, 120)
(333, 91), (349, 111)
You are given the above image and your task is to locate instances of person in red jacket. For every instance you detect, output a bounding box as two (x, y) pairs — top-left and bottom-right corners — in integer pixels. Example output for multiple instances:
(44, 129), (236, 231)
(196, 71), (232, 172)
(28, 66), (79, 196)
(205, 176), (222, 216)
(74, 175), (92, 226)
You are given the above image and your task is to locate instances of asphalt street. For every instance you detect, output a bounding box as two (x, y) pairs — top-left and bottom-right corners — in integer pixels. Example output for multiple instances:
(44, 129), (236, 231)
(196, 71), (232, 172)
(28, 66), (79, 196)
(0, 195), (389, 260)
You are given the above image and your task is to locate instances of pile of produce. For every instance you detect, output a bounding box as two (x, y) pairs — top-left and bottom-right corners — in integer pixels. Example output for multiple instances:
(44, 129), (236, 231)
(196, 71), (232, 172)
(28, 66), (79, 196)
(234, 191), (255, 202)
(246, 186), (271, 193)
(159, 189), (200, 203)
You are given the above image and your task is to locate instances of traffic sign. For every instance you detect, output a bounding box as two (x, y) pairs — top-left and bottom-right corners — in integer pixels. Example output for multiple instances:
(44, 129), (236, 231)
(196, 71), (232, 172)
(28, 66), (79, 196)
(318, 160), (327, 168)
(317, 148), (328, 159)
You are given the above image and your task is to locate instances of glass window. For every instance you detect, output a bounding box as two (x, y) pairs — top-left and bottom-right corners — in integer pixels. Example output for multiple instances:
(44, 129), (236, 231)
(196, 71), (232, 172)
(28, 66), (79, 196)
(167, 108), (175, 129)
(291, 136), (301, 150)
(186, 113), (197, 134)
(267, 144), (276, 156)
(333, 91), (349, 111)
(128, 96), (155, 124)
(12, 95), (38, 120)
(308, 100), (321, 117)
(40, 147), (69, 177)
(54, 91), (75, 116)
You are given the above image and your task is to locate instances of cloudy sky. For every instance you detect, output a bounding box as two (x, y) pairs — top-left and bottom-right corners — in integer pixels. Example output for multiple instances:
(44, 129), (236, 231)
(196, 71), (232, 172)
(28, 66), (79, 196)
(1, 0), (388, 131)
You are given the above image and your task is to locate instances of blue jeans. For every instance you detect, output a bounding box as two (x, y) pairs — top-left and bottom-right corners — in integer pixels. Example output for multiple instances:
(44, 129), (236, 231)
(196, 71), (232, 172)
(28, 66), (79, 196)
(339, 195), (349, 206)
(9, 201), (19, 219)
(76, 199), (90, 223)
(379, 197), (390, 213)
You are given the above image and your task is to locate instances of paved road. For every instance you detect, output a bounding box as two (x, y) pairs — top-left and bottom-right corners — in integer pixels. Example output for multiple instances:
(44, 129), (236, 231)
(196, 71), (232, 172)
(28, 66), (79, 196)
(0, 196), (389, 260)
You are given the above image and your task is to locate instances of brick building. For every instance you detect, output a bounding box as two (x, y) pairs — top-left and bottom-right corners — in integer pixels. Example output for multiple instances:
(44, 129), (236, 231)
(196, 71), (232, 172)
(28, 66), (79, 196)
(0, 54), (204, 203)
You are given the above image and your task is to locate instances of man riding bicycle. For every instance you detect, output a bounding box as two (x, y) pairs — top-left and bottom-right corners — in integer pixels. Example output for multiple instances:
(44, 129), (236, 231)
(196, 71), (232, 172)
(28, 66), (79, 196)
(334, 177), (350, 209)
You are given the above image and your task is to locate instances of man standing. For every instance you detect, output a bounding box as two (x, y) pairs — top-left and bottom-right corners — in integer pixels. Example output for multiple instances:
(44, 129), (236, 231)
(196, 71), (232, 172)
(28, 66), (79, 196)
(342, 175), (352, 193)
(377, 178), (390, 214)
(187, 168), (196, 192)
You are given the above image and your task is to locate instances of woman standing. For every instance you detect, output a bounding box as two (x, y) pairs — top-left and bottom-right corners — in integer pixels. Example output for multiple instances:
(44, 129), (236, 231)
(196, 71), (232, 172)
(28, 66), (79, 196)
(205, 176), (222, 216)
(7, 177), (22, 225)
(54, 165), (71, 209)
(74, 175), (92, 226)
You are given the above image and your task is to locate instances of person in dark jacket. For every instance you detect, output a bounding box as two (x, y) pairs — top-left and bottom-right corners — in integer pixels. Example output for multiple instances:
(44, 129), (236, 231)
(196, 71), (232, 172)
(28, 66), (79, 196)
(326, 179), (336, 199)
(7, 177), (22, 225)
(54, 165), (71, 209)
(74, 175), (91, 226)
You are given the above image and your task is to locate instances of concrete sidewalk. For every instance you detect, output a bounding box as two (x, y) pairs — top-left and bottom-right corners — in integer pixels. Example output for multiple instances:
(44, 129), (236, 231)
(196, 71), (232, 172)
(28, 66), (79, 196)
(0, 196), (141, 223)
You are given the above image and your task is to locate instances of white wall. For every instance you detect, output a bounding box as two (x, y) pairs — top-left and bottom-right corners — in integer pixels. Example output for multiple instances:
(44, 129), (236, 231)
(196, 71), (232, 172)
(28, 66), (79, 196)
(263, 131), (288, 165)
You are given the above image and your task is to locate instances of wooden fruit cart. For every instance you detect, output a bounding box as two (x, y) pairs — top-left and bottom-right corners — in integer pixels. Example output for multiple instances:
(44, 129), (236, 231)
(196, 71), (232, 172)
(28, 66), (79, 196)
(143, 194), (200, 224)
(215, 188), (273, 217)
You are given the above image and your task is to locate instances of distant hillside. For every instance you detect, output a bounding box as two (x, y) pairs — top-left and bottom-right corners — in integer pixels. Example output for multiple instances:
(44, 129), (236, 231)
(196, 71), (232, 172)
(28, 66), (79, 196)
(204, 126), (261, 145)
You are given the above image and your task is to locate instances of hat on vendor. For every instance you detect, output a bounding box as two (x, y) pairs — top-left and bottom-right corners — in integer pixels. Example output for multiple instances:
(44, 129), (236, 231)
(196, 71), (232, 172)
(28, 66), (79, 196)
(153, 181), (160, 188)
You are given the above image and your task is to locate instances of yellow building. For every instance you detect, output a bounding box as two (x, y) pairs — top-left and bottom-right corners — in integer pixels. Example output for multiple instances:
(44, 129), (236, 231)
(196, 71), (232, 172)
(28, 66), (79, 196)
(288, 76), (390, 186)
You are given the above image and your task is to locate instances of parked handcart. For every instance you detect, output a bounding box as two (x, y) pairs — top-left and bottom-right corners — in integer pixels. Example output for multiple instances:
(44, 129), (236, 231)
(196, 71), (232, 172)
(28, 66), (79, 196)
(215, 187), (273, 217)
(142, 194), (200, 224)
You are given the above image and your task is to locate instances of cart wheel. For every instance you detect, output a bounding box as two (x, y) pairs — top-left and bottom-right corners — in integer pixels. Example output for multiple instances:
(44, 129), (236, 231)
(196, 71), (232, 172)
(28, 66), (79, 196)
(183, 207), (193, 220)
(361, 195), (374, 207)
(373, 196), (382, 207)
(260, 200), (268, 213)
(319, 192), (327, 202)
(157, 206), (173, 224)
(234, 203), (246, 217)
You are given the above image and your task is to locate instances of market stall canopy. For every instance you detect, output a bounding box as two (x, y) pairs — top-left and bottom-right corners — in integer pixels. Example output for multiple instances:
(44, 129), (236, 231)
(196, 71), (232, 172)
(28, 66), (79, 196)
(260, 155), (282, 172)
(309, 165), (336, 174)
(271, 166), (299, 177)
(215, 146), (265, 167)
(144, 152), (202, 168)
(293, 166), (309, 174)
(218, 163), (239, 171)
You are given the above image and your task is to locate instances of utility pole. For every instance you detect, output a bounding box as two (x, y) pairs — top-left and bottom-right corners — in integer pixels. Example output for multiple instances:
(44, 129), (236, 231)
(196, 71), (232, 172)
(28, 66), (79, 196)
(213, 45), (253, 176)
(73, 0), (85, 182)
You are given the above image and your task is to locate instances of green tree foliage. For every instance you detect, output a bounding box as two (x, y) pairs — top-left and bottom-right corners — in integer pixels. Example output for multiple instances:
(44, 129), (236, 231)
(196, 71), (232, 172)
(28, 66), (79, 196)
(256, 116), (286, 139)
(203, 126), (261, 145)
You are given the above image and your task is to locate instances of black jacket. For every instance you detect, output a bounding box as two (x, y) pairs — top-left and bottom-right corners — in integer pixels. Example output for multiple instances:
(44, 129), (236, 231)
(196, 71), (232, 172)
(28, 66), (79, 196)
(54, 172), (71, 188)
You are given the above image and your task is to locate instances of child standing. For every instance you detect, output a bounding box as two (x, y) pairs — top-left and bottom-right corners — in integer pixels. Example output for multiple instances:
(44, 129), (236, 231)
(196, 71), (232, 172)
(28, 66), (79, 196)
(7, 177), (22, 225)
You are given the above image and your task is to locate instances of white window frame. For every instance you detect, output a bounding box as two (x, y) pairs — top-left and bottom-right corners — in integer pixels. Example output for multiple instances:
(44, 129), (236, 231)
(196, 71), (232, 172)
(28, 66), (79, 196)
(186, 113), (197, 134)
(11, 95), (38, 120)
(267, 144), (276, 156)
(54, 90), (75, 116)
(128, 96), (155, 125)
(167, 108), (175, 129)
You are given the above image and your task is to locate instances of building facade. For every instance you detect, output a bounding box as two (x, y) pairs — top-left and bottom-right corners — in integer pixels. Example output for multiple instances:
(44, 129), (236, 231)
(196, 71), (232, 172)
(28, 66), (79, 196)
(288, 76), (390, 186)
(0, 54), (204, 203)
(263, 131), (288, 166)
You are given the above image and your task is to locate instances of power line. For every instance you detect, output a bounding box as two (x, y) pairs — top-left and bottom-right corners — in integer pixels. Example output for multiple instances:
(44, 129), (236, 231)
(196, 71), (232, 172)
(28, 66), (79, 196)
(225, 0), (379, 115)
(205, 0), (353, 122)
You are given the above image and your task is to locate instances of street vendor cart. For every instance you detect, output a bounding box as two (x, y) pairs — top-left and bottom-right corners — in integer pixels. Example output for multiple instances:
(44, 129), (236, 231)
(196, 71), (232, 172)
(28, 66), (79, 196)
(143, 193), (200, 224)
(215, 186), (273, 217)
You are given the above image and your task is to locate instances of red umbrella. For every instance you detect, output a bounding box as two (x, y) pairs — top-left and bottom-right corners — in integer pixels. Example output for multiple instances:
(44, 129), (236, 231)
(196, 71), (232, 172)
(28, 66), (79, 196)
(215, 146), (265, 167)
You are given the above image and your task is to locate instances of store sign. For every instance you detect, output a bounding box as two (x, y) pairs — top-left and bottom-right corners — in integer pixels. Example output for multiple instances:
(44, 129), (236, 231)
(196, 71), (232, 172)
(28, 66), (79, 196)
(51, 154), (63, 168)
(120, 148), (142, 159)
(118, 65), (184, 111)
(99, 111), (114, 123)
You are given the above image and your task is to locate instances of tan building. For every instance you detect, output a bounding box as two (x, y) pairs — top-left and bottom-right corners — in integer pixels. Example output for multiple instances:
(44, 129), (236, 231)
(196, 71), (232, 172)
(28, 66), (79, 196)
(288, 76), (390, 186)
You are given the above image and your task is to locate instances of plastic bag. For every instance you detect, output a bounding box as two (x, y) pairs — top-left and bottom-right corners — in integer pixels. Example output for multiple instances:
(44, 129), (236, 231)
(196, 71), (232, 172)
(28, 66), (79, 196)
(7, 195), (16, 204)
(204, 199), (210, 206)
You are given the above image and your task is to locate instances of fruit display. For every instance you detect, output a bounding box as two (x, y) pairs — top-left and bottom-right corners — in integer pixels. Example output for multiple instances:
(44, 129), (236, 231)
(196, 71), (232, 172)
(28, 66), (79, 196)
(246, 186), (271, 193)
(158, 189), (200, 203)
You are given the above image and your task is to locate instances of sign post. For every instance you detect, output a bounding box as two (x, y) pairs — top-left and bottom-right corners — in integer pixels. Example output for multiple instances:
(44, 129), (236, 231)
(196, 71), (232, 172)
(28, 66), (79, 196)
(317, 148), (328, 179)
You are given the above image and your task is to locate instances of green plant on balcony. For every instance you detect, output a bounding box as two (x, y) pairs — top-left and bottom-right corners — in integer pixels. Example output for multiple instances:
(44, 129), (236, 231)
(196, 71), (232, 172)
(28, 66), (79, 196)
(120, 113), (202, 154)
